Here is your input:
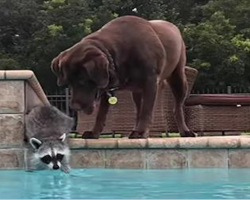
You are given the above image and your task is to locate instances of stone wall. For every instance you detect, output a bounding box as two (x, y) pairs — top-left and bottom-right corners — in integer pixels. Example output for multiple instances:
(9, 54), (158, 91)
(0, 81), (25, 169)
(69, 137), (250, 169)
(0, 70), (49, 169)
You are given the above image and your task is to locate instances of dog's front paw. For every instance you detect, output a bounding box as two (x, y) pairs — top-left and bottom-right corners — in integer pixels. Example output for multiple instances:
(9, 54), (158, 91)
(180, 131), (197, 137)
(82, 131), (100, 139)
(128, 131), (148, 139)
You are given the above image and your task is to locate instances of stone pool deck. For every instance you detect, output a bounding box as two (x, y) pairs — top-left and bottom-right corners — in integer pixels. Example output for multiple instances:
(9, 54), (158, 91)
(69, 136), (250, 169)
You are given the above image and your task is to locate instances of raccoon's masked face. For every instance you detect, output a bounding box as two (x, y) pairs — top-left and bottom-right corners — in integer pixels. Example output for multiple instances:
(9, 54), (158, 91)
(29, 133), (70, 172)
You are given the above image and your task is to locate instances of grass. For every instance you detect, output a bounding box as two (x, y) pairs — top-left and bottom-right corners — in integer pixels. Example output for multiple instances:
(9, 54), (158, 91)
(241, 132), (250, 135)
(69, 132), (180, 138)
(69, 131), (250, 139)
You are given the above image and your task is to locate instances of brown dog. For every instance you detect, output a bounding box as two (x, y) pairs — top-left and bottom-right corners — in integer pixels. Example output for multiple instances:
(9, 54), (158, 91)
(51, 16), (195, 139)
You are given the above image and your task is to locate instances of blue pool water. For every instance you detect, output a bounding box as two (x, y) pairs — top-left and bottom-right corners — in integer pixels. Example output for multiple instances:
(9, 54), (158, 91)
(0, 169), (250, 199)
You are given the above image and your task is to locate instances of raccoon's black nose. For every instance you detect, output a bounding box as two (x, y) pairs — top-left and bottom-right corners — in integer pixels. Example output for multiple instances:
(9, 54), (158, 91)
(53, 165), (60, 170)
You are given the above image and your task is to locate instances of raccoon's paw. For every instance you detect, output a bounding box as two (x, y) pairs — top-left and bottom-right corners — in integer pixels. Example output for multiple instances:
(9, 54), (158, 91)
(61, 165), (71, 174)
(25, 169), (34, 173)
(25, 164), (37, 172)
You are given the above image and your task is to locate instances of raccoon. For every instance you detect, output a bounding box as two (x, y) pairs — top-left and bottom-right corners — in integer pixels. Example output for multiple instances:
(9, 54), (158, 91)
(25, 105), (74, 173)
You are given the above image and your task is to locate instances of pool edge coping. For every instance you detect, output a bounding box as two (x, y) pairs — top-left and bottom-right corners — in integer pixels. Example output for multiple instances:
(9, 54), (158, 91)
(69, 136), (250, 149)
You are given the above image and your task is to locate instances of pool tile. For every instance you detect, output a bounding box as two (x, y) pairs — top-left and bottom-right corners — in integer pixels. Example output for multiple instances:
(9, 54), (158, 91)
(69, 139), (87, 149)
(70, 150), (105, 168)
(0, 149), (24, 169)
(118, 138), (147, 148)
(147, 138), (179, 148)
(147, 150), (188, 169)
(0, 114), (24, 148)
(0, 71), (4, 79)
(179, 137), (208, 148)
(208, 137), (240, 148)
(229, 149), (250, 167)
(0, 81), (24, 113)
(188, 150), (228, 168)
(239, 137), (250, 148)
(86, 138), (118, 149)
(105, 149), (146, 168)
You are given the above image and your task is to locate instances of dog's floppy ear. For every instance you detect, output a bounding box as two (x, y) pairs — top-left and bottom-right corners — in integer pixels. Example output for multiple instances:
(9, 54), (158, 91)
(51, 56), (60, 76)
(84, 54), (109, 89)
(51, 55), (68, 87)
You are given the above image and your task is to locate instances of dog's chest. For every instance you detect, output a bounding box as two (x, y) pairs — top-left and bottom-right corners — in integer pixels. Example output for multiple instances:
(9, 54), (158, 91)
(116, 70), (144, 91)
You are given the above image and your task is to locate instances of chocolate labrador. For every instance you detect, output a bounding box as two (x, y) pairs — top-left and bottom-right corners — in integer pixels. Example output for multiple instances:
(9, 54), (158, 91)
(51, 15), (195, 139)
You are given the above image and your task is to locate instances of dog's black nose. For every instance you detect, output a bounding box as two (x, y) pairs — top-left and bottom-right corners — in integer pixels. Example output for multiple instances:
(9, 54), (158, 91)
(53, 165), (59, 170)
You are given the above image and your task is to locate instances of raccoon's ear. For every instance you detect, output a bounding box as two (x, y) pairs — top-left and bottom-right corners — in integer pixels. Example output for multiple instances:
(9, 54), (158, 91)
(60, 133), (67, 142)
(30, 138), (42, 150)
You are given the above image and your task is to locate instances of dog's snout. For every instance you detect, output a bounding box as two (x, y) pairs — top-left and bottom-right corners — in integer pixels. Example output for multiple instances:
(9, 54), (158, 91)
(71, 101), (95, 115)
(53, 165), (60, 170)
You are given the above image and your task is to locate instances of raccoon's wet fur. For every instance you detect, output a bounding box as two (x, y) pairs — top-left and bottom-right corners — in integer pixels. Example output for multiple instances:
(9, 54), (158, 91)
(25, 105), (74, 173)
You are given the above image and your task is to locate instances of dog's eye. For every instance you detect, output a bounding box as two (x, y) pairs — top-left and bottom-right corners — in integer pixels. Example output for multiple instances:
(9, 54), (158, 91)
(56, 154), (64, 161)
(40, 155), (52, 164)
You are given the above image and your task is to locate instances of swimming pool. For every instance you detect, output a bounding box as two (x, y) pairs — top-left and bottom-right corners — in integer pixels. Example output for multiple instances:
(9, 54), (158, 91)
(0, 168), (250, 199)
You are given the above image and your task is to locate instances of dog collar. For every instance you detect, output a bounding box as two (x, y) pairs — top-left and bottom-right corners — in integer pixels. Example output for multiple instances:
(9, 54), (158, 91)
(95, 87), (119, 105)
(107, 87), (119, 105)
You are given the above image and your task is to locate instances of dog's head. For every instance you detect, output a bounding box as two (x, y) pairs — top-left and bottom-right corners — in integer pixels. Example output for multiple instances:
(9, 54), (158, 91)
(51, 44), (109, 114)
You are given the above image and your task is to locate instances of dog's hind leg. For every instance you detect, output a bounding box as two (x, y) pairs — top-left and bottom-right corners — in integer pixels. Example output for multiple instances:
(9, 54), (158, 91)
(167, 46), (196, 137)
